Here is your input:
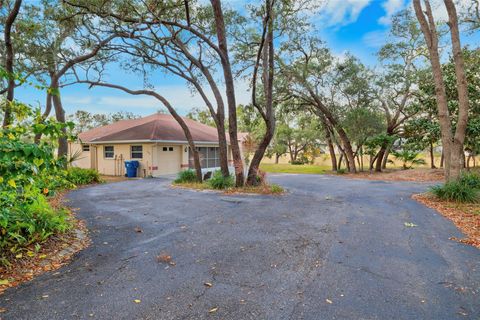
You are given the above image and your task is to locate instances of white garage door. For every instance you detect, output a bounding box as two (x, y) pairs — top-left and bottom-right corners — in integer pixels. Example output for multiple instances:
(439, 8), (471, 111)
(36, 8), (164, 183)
(156, 146), (182, 175)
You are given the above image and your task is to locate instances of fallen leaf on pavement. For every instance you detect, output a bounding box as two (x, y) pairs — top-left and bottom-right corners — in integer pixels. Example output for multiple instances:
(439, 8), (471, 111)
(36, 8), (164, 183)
(133, 299), (141, 303)
(208, 307), (218, 313)
(326, 299), (333, 304)
(134, 227), (143, 233)
(157, 253), (172, 264)
(0, 307), (6, 313)
(0, 279), (9, 285)
(404, 222), (418, 227)
(204, 282), (213, 287)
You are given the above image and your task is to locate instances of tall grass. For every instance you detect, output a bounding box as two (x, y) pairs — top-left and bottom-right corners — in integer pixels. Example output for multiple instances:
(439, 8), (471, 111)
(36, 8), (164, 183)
(430, 172), (480, 203)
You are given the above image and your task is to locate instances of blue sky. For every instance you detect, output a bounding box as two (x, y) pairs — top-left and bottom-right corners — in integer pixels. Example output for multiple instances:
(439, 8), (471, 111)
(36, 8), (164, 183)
(16, 0), (477, 117)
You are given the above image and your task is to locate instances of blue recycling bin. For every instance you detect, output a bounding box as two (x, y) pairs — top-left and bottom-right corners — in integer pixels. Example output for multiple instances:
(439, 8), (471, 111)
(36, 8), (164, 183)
(125, 160), (139, 178)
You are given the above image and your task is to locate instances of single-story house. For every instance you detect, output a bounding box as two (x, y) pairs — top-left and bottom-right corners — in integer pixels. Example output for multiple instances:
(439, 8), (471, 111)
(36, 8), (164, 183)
(69, 113), (243, 177)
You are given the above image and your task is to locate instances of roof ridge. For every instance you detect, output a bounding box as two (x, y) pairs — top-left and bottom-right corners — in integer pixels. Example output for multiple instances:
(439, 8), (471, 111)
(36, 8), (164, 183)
(150, 118), (160, 140)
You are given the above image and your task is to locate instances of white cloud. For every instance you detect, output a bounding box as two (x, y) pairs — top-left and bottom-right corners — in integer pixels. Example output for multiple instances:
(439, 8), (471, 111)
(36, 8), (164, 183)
(61, 80), (252, 117)
(378, 0), (405, 25)
(98, 96), (160, 109)
(430, 0), (449, 22)
(319, 0), (373, 26)
(63, 95), (94, 105)
(362, 30), (388, 48)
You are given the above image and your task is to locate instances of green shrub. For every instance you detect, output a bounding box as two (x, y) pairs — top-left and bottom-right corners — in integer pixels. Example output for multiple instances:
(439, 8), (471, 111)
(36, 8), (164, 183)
(291, 159), (307, 165)
(430, 180), (479, 203)
(0, 190), (71, 259)
(430, 172), (480, 203)
(269, 184), (284, 194)
(174, 169), (198, 183)
(336, 168), (346, 174)
(459, 172), (480, 189)
(0, 111), (73, 266)
(66, 167), (102, 185)
(391, 149), (426, 169)
(207, 171), (234, 189)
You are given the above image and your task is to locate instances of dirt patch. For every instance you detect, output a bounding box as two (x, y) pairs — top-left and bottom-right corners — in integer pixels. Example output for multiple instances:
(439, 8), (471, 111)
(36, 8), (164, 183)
(0, 193), (90, 295)
(172, 182), (285, 195)
(343, 168), (444, 182)
(100, 175), (132, 183)
(413, 193), (480, 249)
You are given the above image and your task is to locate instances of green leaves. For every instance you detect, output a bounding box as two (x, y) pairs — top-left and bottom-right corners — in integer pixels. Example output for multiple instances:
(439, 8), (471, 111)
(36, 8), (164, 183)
(0, 110), (74, 266)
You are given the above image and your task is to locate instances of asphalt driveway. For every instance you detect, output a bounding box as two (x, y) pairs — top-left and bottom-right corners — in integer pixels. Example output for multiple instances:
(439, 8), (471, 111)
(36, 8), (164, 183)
(2, 174), (479, 319)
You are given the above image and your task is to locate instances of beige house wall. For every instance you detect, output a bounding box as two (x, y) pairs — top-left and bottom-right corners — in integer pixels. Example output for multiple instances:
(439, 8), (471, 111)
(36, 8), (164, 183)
(69, 141), (229, 177)
(93, 143), (154, 177)
(68, 142), (92, 169)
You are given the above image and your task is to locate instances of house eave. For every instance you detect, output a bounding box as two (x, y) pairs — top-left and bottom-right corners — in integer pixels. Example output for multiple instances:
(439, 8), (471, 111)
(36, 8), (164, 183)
(85, 139), (225, 145)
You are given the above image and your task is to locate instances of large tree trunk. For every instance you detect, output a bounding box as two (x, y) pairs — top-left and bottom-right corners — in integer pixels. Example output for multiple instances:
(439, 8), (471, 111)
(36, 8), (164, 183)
(375, 144), (387, 172)
(326, 130), (337, 171)
(246, 2), (275, 185)
(2, 0), (22, 128)
(375, 129), (393, 172)
(50, 79), (68, 160)
(444, 0), (470, 180)
(413, 0), (469, 181)
(337, 128), (355, 172)
(211, 0), (245, 186)
(216, 120), (230, 177)
(174, 39), (230, 178)
(382, 145), (390, 169)
(338, 153), (343, 170)
(429, 142), (436, 168)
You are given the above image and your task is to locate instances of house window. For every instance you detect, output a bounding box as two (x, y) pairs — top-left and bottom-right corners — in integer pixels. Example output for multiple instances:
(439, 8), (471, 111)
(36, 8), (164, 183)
(82, 144), (90, 152)
(189, 147), (219, 168)
(169, 147), (174, 151)
(104, 146), (114, 158)
(131, 145), (143, 159)
(162, 146), (174, 152)
(163, 147), (168, 151)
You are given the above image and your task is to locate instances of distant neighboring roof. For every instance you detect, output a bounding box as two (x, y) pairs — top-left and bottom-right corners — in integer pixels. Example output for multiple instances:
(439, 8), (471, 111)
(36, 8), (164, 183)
(237, 132), (250, 142)
(78, 113), (223, 144)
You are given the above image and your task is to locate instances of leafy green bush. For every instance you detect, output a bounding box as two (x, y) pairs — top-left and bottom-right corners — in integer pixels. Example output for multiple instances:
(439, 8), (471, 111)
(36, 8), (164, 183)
(0, 109), (74, 266)
(0, 190), (71, 263)
(207, 171), (234, 189)
(336, 168), (347, 174)
(430, 179), (479, 203)
(174, 169), (198, 183)
(67, 167), (102, 185)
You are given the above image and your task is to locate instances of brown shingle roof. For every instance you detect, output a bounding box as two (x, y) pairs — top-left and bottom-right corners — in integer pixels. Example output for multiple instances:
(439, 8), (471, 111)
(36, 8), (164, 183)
(78, 113), (222, 143)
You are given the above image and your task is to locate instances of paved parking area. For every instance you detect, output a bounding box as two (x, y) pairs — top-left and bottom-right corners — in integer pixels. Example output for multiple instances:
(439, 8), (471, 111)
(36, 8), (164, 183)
(1, 174), (479, 319)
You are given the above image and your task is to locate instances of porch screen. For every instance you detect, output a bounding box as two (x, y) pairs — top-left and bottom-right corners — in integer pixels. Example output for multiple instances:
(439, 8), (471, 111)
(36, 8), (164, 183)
(189, 147), (220, 168)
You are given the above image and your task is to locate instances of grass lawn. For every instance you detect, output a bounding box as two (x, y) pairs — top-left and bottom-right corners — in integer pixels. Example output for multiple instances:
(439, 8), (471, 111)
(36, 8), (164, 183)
(260, 163), (330, 174)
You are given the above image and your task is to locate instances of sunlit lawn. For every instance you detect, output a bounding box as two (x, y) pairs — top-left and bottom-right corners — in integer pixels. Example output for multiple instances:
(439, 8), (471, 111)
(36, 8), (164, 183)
(260, 163), (331, 174)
